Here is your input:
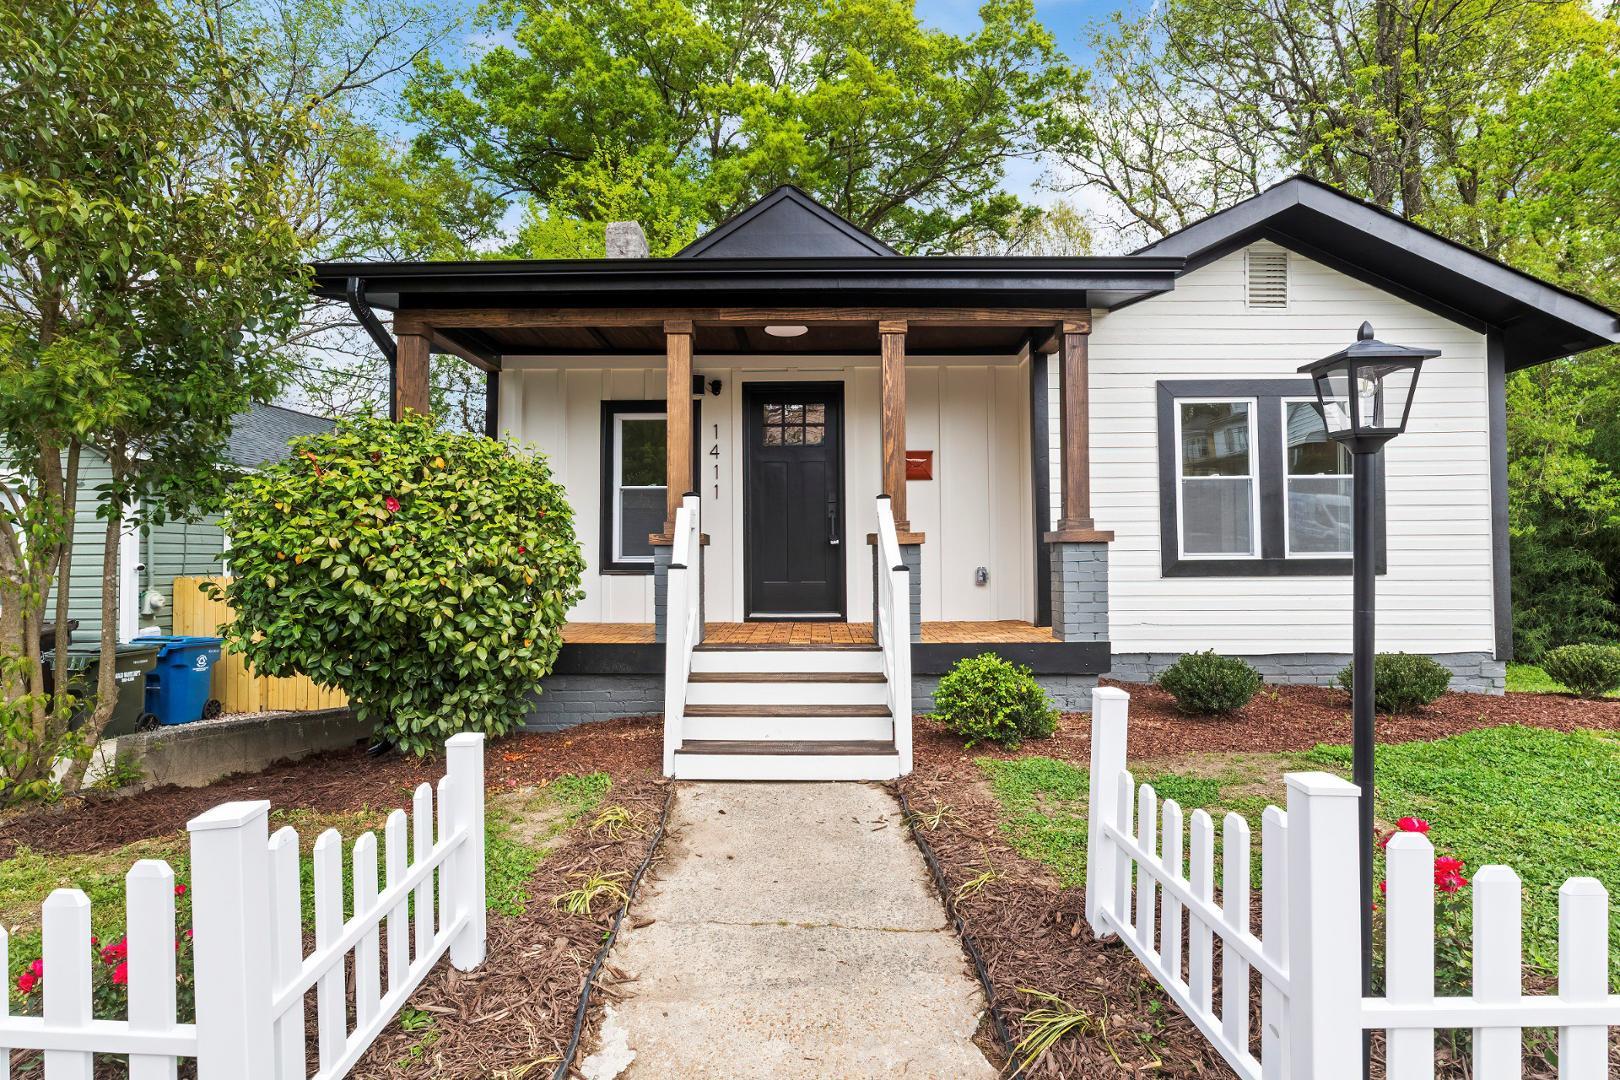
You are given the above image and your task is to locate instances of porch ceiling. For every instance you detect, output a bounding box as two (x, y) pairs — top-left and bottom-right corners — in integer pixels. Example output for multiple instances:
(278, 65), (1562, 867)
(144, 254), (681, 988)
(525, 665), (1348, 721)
(486, 320), (1033, 356)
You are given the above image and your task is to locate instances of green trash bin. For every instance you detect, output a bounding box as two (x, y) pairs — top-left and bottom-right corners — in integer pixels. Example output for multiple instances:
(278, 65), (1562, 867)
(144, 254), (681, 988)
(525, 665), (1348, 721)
(47, 642), (162, 739)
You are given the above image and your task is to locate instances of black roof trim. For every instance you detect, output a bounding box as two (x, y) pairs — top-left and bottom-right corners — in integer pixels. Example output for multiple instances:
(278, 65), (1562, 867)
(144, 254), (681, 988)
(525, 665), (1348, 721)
(1137, 175), (1620, 369)
(676, 186), (898, 258)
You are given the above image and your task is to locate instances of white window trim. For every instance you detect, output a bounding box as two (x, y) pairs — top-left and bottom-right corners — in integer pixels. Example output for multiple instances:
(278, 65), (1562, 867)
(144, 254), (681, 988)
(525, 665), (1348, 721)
(1174, 397), (1260, 560)
(611, 411), (666, 565)
(1281, 396), (1352, 559)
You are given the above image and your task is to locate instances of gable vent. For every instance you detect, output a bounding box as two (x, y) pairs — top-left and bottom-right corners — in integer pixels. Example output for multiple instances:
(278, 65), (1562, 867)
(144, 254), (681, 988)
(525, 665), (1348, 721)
(1246, 246), (1290, 308)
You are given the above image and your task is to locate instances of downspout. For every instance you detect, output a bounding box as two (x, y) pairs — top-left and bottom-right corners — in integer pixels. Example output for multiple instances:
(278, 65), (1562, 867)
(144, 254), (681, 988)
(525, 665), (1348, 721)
(346, 276), (398, 413)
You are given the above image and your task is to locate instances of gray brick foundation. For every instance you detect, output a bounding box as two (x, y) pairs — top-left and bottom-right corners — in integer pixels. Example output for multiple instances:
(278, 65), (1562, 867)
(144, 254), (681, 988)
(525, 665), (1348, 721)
(912, 673), (1098, 714)
(1051, 542), (1109, 642)
(521, 674), (665, 732)
(1108, 651), (1506, 695)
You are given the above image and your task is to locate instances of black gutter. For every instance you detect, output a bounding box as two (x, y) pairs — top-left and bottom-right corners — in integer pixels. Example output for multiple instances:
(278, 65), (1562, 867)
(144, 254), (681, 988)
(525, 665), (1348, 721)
(345, 276), (398, 415)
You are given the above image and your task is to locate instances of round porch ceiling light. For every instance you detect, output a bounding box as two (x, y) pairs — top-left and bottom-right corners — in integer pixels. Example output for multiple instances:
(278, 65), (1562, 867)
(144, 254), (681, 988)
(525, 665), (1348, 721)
(764, 324), (809, 337)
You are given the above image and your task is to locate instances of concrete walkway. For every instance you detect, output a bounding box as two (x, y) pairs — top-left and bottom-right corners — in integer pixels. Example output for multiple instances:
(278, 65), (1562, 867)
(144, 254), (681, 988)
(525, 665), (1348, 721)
(582, 782), (1000, 1079)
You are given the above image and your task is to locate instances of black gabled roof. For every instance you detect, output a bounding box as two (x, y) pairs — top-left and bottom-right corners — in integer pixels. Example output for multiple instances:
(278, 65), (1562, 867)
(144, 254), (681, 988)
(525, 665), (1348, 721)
(676, 186), (898, 258)
(1137, 175), (1620, 369)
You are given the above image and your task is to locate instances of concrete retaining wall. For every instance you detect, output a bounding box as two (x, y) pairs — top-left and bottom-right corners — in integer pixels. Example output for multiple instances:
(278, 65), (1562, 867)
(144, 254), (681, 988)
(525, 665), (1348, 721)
(1108, 651), (1506, 695)
(107, 707), (371, 790)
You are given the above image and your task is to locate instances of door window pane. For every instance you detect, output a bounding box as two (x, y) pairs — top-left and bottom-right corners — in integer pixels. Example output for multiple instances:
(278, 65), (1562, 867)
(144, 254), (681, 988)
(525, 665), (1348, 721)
(1285, 400), (1351, 555)
(762, 401), (828, 446)
(1178, 401), (1255, 555)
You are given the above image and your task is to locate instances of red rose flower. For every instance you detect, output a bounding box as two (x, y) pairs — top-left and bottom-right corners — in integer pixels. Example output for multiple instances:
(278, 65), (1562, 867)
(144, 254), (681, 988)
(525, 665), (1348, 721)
(1433, 855), (1469, 893)
(174, 883), (187, 897)
(517, 545), (526, 554)
(28, 958), (43, 977)
(16, 972), (37, 995)
(384, 495), (401, 513)
(111, 961), (128, 986)
(1397, 817), (1430, 834)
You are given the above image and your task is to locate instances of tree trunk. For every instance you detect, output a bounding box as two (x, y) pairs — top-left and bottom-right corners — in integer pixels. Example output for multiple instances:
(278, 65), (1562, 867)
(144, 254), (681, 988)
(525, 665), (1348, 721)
(59, 487), (124, 795)
(46, 442), (81, 740)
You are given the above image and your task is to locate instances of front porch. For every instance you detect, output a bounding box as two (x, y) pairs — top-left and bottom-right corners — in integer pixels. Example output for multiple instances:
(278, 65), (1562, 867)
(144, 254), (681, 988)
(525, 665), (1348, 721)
(562, 619), (1063, 645)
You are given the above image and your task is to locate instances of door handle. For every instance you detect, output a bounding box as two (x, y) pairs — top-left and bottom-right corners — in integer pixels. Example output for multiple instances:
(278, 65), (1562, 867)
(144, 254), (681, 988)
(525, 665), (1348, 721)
(827, 503), (840, 546)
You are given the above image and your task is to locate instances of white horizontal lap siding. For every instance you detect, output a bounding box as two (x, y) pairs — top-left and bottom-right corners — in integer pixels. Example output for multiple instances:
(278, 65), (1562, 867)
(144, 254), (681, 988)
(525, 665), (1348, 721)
(1085, 245), (1494, 656)
(501, 354), (1033, 624)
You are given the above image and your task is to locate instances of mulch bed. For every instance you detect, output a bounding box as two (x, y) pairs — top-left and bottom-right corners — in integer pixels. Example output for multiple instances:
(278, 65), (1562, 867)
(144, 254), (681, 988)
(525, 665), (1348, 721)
(903, 683), (1620, 1078)
(349, 774), (671, 1079)
(0, 716), (665, 859)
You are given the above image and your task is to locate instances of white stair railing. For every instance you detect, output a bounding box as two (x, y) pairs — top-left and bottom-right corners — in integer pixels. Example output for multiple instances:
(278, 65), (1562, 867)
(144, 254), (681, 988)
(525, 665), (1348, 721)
(662, 494), (701, 775)
(874, 496), (912, 774)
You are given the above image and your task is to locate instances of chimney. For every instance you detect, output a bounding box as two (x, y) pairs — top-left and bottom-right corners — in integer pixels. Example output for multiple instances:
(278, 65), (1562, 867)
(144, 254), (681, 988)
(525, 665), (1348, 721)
(605, 221), (649, 258)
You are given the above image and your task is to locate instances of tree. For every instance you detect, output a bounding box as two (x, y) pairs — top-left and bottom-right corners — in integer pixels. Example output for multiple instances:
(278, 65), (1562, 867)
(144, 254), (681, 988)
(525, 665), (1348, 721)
(215, 414), (585, 752)
(402, 0), (1080, 254)
(1056, 0), (1620, 657)
(0, 0), (313, 797)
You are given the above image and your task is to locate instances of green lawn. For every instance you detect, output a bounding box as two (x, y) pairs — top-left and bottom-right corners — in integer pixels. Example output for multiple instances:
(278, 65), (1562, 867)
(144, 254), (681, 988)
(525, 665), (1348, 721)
(0, 771), (610, 998)
(982, 725), (1620, 973)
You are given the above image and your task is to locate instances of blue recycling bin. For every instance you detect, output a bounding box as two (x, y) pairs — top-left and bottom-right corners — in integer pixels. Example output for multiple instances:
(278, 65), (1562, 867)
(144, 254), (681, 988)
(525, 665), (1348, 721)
(142, 636), (223, 725)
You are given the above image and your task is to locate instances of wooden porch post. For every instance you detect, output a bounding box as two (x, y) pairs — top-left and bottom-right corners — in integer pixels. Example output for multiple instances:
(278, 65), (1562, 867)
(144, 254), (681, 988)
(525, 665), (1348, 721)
(879, 319), (911, 533)
(394, 333), (431, 419)
(1054, 318), (1099, 536)
(662, 319), (694, 536)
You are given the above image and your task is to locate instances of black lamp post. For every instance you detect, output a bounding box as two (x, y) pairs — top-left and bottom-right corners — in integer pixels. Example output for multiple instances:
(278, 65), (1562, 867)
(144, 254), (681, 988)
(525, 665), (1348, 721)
(1298, 321), (1437, 1018)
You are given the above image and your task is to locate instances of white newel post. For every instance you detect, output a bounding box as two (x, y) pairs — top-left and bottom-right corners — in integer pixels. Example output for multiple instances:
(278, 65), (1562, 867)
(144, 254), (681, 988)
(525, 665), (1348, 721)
(1085, 686), (1129, 937)
(187, 800), (275, 1080)
(1284, 771), (1363, 1080)
(446, 732), (487, 970)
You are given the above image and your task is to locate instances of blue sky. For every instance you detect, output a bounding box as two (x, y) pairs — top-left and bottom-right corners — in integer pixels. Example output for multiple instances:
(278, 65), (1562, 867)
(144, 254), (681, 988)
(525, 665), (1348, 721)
(915, 0), (1114, 50)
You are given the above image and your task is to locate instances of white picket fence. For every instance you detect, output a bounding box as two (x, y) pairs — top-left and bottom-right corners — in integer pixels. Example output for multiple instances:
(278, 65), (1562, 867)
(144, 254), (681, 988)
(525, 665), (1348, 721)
(0, 732), (486, 1080)
(1085, 686), (1620, 1079)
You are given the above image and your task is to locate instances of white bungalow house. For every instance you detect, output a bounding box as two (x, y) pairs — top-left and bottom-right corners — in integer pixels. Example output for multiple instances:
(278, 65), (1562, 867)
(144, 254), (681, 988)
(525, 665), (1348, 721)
(313, 178), (1620, 780)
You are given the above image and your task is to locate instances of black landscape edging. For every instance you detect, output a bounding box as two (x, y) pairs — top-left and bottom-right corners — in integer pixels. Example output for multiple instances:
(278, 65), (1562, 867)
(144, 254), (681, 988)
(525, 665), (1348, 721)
(893, 782), (1020, 1073)
(553, 781), (677, 1080)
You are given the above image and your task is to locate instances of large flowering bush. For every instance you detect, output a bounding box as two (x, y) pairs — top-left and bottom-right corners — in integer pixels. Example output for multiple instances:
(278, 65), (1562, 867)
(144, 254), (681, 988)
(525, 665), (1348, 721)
(213, 414), (585, 753)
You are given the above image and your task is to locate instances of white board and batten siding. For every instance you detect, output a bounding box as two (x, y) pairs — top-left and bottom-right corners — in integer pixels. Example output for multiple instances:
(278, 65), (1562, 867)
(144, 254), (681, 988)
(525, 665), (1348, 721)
(497, 354), (1035, 624)
(1074, 241), (1495, 656)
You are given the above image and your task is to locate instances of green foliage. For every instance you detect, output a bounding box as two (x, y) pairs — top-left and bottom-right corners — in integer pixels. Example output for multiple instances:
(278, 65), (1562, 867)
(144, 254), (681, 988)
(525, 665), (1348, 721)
(1155, 651), (1261, 715)
(1336, 652), (1452, 713)
(1540, 644), (1620, 699)
(215, 413), (585, 753)
(930, 653), (1058, 748)
(402, 0), (1082, 254)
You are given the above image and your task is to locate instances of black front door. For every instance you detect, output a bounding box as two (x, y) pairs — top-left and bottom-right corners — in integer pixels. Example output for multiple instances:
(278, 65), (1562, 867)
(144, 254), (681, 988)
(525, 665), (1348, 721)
(744, 383), (845, 619)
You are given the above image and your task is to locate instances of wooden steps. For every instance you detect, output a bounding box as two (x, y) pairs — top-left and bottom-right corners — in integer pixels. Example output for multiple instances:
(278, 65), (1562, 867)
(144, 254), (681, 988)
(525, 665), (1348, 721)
(683, 703), (890, 718)
(688, 671), (886, 684)
(676, 739), (896, 756)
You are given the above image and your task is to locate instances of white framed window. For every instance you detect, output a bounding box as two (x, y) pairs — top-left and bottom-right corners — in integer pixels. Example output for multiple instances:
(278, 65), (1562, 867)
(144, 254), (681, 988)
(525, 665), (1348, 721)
(1174, 399), (1259, 558)
(1282, 398), (1352, 556)
(605, 407), (667, 569)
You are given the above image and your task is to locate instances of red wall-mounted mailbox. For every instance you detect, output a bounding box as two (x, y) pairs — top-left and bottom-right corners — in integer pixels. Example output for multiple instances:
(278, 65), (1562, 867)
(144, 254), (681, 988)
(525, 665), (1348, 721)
(906, 450), (933, 480)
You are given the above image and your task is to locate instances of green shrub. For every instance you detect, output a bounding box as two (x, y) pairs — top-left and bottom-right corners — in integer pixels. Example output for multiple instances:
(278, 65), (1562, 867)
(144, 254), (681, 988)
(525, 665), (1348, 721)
(930, 653), (1058, 749)
(1540, 644), (1620, 699)
(1155, 651), (1262, 715)
(215, 413), (585, 753)
(1335, 652), (1452, 713)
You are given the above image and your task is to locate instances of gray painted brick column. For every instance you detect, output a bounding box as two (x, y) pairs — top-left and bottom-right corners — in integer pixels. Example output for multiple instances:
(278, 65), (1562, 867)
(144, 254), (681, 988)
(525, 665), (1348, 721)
(1050, 541), (1109, 642)
(652, 546), (673, 643)
(870, 541), (923, 643)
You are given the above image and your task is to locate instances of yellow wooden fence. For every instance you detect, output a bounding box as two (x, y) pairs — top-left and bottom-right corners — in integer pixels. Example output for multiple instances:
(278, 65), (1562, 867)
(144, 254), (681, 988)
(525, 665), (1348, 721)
(171, 576), (349, 714)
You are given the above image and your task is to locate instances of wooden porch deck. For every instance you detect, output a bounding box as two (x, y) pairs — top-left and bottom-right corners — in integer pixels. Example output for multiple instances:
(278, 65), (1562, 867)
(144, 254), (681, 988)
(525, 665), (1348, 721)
(561, 620), (1057, 645)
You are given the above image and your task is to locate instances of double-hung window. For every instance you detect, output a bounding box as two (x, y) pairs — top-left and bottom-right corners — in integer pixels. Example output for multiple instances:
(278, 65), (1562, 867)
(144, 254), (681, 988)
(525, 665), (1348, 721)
(601, 402), (667, 573)
(1158, 380), (1382, 576)
(1175, 400), (1259, 557)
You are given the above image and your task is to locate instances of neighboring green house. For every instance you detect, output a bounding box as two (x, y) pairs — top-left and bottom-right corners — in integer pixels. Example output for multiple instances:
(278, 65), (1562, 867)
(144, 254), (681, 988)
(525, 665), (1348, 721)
(53, 403), (335, 644)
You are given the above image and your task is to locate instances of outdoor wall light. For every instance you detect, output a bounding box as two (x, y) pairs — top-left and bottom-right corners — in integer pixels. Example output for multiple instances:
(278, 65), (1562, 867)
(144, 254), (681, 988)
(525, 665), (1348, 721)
(763, 324), (809, 337)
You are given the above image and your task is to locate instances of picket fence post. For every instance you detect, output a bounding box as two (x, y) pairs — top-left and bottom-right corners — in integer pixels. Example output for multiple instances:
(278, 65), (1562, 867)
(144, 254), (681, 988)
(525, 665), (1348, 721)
(187, 800), (275, 1080)
(1085, 686), (1129, 937)
(1284, 772), (1363, 1080)
(446, 732), (487, 970)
